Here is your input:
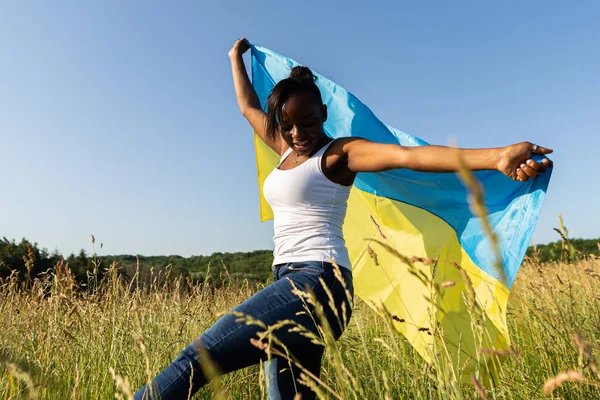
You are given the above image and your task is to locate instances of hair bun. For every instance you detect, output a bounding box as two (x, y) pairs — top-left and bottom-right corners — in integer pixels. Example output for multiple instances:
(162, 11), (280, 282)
(289, 66), (316, 83)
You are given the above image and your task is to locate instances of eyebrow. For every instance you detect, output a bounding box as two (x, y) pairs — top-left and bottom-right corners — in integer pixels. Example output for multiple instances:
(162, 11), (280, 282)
(280, 111), (316, 123)
(290, 112), (318, 120)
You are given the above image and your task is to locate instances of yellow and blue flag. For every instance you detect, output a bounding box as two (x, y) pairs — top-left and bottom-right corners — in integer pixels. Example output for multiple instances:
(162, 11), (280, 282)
(250, 45), (552, 382)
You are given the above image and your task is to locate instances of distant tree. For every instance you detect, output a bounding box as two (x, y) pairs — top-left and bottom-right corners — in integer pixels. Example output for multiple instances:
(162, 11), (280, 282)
(527, 238), (600, 263)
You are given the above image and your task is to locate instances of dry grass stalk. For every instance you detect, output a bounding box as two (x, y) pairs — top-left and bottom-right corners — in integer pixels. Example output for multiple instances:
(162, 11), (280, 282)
(187, 361), (194, 400)
(109, 367), (134, 400)
(477, 346), (519, 357)
(574, 333), (600, 380)
(471, 375), (488, 400)
(453, 145), (507, 286)
(441, 281), (456, 288)
(366, 245), (379, 266)
(370, 215), (387, 239)
(542, 370), (585, 395)
(69, 363), (80, 400)
(382, 370), (393, 400)
(451, 262), (478, 312)
(6, 362), (38, 399)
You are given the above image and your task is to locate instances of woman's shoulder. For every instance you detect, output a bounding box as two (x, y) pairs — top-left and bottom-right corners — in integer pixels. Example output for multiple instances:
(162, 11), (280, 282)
(328, 136), (369, 153)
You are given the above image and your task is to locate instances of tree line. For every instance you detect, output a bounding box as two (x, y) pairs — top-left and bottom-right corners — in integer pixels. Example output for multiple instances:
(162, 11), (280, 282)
(0, 237), (274, 287)
(1, 236), (598, 288)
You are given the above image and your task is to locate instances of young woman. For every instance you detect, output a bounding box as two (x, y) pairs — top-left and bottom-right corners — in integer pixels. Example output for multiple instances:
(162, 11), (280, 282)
(134, 38), (552, 400)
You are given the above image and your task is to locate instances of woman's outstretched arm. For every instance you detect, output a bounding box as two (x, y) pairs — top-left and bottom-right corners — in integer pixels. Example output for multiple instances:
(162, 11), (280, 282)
(229, 38), (284, 155)
(341, 138), (552, 181)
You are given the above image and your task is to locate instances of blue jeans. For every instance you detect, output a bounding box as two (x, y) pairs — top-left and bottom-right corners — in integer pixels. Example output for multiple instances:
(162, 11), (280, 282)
(134, 261), (354, 400)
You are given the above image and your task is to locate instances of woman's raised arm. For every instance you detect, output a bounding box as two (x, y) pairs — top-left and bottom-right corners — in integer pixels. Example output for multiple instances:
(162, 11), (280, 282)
(229, 38), (284, 155)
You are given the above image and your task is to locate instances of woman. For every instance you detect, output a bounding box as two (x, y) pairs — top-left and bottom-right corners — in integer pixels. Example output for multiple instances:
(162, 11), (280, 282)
(134, 38), (552, 400)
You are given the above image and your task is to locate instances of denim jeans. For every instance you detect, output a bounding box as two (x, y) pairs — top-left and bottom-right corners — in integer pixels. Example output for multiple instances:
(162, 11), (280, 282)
(134, 261), (354, 400)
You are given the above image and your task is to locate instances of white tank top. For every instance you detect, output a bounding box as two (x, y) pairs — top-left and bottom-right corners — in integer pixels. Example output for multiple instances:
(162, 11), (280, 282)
(263, 140), (352, 270)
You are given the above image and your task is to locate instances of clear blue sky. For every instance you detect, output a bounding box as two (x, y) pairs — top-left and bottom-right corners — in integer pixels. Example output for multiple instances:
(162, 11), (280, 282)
(1, 1), (598, 257)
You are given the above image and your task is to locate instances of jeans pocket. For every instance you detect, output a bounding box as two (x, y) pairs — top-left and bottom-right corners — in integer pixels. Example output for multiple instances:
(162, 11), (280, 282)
(285, 262), (325, 276)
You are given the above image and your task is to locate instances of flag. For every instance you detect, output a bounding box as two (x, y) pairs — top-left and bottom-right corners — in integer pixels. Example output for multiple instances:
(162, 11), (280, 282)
(250, 44), (552, 382)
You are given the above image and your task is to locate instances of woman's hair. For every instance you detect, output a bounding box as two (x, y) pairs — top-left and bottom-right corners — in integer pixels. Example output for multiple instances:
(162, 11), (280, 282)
(265, 66), (323, 141)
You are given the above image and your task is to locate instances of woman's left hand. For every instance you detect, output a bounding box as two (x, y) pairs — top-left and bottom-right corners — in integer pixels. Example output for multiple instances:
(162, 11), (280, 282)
(497, 142), (553, 181)
(228, 38), (251, 58)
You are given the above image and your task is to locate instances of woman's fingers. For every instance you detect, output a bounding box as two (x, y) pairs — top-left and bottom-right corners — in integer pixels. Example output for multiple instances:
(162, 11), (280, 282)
(238, 38), (250, 50)
(229, 38), (251, 57)
(516, 168), (529, 181)
(525, 159), (547, 173)
(520, 163), (539, 179)
(542, 157), (553, 168)
(515, 157), (554, 182)
(531, 144), (553, 155)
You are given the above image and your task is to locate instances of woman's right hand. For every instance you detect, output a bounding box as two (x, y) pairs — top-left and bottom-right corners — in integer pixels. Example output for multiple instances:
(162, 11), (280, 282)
(228, 38), (251, 58)
(497, 142), (553, 181)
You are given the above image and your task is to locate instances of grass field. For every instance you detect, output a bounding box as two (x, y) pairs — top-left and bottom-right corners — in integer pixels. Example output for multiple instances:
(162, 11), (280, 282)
(1, 253), (599, 399)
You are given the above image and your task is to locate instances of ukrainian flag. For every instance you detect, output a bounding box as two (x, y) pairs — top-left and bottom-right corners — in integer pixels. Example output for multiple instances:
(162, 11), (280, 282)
(250, 45), (552, 382)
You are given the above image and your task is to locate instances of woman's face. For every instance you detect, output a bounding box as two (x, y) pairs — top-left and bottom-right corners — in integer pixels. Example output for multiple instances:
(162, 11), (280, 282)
(279, 92), (327, 156)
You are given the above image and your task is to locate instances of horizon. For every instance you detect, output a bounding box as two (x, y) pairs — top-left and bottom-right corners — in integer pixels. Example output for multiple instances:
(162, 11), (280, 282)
(4, 232), (597, 259)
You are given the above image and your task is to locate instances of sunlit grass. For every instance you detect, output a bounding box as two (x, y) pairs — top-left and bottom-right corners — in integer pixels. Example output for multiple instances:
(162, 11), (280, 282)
(1, 251), (599, 399)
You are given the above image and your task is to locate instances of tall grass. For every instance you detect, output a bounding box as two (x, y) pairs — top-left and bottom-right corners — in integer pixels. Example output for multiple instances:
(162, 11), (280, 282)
(1, 250), (599, 399)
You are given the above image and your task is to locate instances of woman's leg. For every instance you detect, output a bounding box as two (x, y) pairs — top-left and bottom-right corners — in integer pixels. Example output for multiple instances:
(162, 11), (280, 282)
(263, 262), (354, 400)
(134, 261), (351, 400)
(264, 347), (324, 400)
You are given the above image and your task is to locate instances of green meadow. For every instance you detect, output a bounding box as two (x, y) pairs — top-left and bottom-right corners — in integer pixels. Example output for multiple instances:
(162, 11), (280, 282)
(1, 244), (599, 399)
